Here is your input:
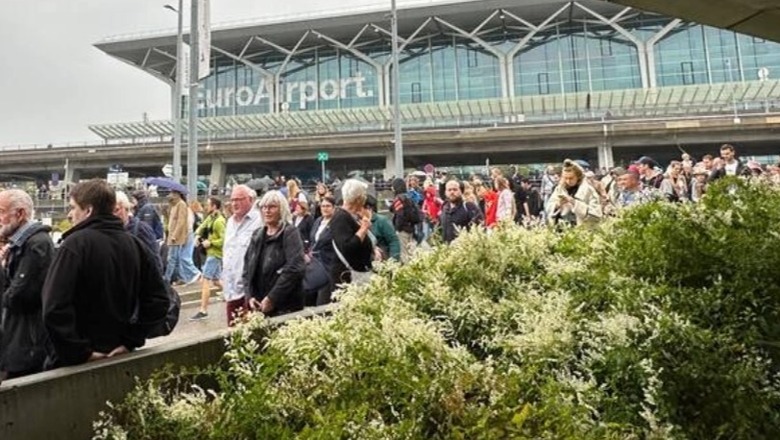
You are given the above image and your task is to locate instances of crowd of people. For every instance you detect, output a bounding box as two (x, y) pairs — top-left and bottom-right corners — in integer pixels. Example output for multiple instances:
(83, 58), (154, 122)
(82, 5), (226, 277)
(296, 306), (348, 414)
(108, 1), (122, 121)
(0, 181), (170, 383)
(0, 142), (772, 383)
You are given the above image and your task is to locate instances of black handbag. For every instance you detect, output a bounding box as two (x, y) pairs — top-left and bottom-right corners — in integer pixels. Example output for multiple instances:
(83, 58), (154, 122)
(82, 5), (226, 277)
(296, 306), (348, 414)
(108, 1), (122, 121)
(303, 257), (330, 291)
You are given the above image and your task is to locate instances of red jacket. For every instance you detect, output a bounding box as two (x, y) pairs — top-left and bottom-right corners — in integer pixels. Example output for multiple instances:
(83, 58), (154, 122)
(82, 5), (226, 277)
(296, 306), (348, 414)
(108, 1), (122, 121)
(483, 190), (498, 227)
(423, 188), (442, 224)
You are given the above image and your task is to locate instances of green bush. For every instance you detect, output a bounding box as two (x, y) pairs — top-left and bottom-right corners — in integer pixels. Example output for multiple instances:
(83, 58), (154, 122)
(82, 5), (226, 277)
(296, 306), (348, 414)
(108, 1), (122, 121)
(94, 178), (780, 439)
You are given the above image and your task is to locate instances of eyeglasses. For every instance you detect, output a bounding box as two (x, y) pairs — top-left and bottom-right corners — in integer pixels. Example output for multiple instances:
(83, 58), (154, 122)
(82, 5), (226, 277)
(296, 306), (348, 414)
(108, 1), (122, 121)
(260, 204), (280, 210)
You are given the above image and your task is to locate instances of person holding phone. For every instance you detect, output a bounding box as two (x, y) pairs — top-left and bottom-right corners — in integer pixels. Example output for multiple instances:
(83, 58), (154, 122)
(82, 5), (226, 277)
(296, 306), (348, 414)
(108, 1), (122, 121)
(546, 159), (603, 227)
(326, 179), (374, 301)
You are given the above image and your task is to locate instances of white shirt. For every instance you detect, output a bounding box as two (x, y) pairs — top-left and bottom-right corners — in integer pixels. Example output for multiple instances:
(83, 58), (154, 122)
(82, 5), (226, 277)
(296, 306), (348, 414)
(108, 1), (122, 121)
(220, 208), (262, 301)
(724, 161), (738, 176)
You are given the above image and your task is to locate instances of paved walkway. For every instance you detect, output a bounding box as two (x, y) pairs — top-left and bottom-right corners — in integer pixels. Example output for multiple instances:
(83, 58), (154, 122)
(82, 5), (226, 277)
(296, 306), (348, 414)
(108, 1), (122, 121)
(146, 288), (228, 347)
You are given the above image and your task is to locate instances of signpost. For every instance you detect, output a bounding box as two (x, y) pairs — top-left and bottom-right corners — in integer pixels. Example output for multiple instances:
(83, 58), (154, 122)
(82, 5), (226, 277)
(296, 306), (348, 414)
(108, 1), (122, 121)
(317, 151), (329, 183)
(106, 172), (129, 187)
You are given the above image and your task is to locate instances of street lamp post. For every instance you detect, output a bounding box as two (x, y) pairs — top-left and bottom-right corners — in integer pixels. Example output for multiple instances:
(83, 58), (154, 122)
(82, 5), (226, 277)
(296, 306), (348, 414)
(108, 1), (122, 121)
(390, 0), (404, 178)
(187, 0), (200, 200)
(164, 1), (183, 182)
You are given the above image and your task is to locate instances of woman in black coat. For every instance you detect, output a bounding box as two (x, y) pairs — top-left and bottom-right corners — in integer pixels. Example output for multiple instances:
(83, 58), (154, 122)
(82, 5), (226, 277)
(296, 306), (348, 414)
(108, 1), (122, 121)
(324, 179), (373, 304)
(243, 190), (305, 317)
(292, 201), (314, 252)
(307, 196), (337, 306)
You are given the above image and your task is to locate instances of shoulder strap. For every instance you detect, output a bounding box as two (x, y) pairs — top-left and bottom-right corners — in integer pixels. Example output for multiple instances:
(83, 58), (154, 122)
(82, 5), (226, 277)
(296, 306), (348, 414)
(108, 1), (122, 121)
(332, 239), (354, 272)
(332, 232), (375, 272)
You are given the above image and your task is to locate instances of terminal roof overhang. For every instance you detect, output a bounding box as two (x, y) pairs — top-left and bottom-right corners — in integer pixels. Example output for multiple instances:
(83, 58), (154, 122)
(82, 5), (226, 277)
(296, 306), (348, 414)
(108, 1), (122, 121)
(608, 0), (780, 43)
(94, 0), (632, 85)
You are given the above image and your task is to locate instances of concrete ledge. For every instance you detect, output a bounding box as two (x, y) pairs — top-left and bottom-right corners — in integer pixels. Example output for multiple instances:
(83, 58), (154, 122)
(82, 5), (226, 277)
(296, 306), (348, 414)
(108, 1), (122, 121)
(0, 304), (337, 440)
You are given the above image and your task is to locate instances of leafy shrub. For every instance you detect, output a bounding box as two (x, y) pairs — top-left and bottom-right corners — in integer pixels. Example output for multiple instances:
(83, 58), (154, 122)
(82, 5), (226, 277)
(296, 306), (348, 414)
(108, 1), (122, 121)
(95, 179), (780, 439)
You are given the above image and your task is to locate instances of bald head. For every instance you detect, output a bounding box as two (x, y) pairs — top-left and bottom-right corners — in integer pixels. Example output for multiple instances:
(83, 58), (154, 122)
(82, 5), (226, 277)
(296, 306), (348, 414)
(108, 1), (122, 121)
(0, 189), (34, 238)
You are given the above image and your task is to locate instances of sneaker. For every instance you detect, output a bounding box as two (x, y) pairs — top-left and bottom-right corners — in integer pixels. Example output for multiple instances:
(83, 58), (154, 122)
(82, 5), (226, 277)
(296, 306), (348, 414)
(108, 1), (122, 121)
(190, 311), (209, 321)
(187, 273), (202, 285)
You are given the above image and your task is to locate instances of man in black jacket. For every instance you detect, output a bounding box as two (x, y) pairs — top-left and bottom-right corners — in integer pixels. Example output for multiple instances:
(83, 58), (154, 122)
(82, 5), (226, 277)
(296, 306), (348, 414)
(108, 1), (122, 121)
(132, 190), (164, 241)
(440, 179), (483, 244)
(0, 190), (54, 381)
(390, 178), (419, 264)
(709, 143), (750, 181)
(42, 179), (170, 368)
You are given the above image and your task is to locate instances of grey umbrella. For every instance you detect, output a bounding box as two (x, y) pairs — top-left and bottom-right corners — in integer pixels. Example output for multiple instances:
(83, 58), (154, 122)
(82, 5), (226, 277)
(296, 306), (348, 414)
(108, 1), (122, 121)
(245, 176), (275, 193)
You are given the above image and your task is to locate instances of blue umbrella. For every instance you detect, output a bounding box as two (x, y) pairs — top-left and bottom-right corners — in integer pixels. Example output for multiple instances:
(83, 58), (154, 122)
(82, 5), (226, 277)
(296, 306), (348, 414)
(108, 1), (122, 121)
(574, 160), (591, 170)
(144, 177), (188, 195)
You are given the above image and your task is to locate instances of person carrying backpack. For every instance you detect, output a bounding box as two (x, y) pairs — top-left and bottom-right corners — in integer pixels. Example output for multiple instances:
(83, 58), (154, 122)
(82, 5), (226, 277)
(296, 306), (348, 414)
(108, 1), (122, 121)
(132, 190), (164, 241)
(390, 178), (421, 264)
(42, 180), (170, 368)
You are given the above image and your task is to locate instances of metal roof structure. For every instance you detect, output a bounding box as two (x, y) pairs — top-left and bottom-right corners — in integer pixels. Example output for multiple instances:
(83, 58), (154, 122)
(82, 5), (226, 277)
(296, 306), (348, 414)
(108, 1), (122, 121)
(94, 0), (633, 86)
(91, 0), (780, 144)
(89, 80), (780, 141)
(609, 0), (780, 43)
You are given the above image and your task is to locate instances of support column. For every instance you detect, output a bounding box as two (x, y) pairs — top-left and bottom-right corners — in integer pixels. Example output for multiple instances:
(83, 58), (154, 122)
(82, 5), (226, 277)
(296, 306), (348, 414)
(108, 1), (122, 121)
(597, 144), (614, 171)
(384, 147), (397, 180)
(646, 19), (683, 89)
(64, 166), (81, 185)
(209, 158), (226, 189)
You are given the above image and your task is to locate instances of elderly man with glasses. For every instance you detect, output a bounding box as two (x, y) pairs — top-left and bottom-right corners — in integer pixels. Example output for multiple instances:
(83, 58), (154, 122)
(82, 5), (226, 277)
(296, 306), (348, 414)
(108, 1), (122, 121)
(221, 185), (262, 326)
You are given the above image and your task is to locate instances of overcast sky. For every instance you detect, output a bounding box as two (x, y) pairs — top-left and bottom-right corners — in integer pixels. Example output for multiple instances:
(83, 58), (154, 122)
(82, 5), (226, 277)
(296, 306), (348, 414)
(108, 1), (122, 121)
(0, 0), (439, 147)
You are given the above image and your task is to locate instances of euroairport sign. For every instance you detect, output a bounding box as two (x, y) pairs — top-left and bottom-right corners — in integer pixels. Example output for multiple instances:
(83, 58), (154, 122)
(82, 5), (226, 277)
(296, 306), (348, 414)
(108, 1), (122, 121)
(197, 73), (374, 111)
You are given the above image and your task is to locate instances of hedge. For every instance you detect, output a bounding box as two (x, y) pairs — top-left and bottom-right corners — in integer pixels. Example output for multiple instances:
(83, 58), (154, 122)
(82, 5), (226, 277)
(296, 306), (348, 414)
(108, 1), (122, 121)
(94, 178), (780, 440)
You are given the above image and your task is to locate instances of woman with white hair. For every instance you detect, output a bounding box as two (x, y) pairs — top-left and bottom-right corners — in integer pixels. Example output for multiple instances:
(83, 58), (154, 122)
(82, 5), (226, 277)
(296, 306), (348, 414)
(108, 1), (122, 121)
(243, 190), (305, 316)
(325, 179), (374, 302)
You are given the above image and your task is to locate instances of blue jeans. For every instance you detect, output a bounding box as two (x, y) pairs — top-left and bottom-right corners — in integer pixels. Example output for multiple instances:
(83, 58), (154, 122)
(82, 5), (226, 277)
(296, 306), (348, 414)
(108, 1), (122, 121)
(164, 235), (201, 283)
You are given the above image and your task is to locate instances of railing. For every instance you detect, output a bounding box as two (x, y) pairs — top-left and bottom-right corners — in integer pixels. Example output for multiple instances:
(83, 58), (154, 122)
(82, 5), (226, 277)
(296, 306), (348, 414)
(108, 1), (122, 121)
(87, 81), (780, 142)
(0, 138), (140, 152)
(6, 82), (780, 153)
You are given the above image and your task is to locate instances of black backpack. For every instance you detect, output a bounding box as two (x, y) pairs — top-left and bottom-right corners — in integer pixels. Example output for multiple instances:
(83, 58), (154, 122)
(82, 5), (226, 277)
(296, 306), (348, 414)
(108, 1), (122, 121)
(402, 195), (423, 226)
(130, 235), (181, 338)
(146, 284), (181, 338)
(193, 213), (203, 233)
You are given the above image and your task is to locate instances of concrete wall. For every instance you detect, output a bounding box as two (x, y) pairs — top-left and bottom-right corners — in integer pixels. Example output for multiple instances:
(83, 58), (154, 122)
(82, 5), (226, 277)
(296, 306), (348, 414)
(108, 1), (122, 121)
(0, 305), (334, 440)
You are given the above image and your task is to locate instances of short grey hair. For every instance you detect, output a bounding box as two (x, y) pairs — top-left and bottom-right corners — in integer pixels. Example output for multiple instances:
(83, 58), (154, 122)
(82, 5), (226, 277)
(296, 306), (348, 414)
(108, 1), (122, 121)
(341, 179), (368, 205)
(257, 190), (292, 225)
(115, 191), (134, 210)
(1, 189), (34, 220)
(232, 184), (257, 201)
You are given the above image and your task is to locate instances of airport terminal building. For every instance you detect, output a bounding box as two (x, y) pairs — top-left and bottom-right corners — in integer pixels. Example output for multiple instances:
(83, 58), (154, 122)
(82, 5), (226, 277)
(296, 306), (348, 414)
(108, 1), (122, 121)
(61, 0), (780, 181)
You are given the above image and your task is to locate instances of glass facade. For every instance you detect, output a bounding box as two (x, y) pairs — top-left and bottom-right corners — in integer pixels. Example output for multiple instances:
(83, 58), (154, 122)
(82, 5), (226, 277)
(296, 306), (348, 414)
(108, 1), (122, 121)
(513, 23), (642, 96)
(393, 36), (503, 104)
(195, 15), (780, 118)
(655, 25), (780, 86)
